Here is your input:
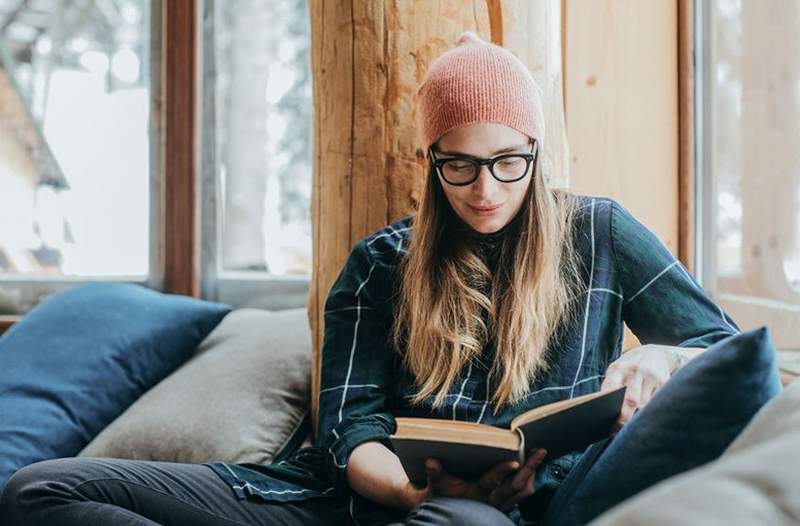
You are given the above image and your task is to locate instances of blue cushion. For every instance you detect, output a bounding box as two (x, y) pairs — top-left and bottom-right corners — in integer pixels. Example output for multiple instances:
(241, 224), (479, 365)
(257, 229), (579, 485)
(0, 283), (231, 491)
(539, 326), (782, 526)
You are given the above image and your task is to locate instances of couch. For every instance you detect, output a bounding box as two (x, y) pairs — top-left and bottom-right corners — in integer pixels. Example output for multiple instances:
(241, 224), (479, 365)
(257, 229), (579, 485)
(0, 283), (797, 524)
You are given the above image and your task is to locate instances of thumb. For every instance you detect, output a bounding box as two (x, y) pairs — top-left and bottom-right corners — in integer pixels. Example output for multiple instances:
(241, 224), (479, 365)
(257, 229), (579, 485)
(425, 458), (443, 486)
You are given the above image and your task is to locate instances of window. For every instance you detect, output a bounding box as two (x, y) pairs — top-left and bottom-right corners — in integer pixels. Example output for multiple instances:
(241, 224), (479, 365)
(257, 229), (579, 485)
(0, 0), (156, 314)
(698, 0), (800, 349)
(200, 0), (312, 309)
(0, 0), (314, 316)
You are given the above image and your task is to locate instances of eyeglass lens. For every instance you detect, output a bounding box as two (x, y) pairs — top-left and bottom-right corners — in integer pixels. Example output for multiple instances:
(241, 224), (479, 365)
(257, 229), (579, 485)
(441, 155), (529, 185)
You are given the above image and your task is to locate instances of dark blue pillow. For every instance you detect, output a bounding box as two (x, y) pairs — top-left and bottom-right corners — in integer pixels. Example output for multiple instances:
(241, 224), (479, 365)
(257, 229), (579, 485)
(539, 326), (782, 526)
(0, 283), (230, 491)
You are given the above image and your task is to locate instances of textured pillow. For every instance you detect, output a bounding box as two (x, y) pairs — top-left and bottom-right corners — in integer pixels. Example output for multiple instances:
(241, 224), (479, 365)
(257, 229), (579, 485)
(724, 376), (800, 455)
(0, 283), (230, 491)
(80, 308), (311, 465)
(588, 380), (800, 525)
(539, 326), (782, 526)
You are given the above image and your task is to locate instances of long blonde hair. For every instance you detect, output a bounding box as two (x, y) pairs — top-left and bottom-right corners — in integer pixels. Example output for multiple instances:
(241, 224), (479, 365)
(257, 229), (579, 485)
(391, 154), (585, 413)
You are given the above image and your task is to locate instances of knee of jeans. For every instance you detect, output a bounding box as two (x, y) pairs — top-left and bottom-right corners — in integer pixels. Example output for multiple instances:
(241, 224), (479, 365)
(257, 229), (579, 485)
(408, 497), (515, 526)
(1, 458), (83, 510)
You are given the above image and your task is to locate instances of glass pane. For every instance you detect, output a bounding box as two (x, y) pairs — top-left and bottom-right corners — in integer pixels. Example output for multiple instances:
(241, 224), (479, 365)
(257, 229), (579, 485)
(706, 0), (800, 346)
(210, 0), (312, 277)
(0, 0), (151, 279)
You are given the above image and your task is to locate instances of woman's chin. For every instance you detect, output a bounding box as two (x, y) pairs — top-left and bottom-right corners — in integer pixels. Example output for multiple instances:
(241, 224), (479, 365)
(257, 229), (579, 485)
(465, 216), (507, 234)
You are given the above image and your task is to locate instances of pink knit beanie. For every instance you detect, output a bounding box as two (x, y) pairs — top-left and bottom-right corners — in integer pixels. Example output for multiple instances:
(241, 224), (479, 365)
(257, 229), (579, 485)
(415, 31), (545, 151)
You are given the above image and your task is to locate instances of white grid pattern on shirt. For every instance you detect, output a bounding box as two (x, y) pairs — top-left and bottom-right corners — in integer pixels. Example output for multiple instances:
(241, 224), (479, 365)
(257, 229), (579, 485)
(366, 226), (412, 246)
(349, 496), (361, 525)
(325, 306), (374, 315)
(528, 374), (605, 399)
(337, 262), (377, 425)
(570, 198), (596, 398)
(320, 383), (380, 395)
(624, 261), (679, 305)
(327, 260), (377, 470)
(590, 287), (623, 299)
(451, 361), (474, 420)
(329, 448), (347, 469)
(221, 463), (336, 497)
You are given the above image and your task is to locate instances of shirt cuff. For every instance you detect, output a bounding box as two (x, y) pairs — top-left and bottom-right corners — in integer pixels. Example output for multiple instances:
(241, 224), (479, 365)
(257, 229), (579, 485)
(325, 413), (396, 491)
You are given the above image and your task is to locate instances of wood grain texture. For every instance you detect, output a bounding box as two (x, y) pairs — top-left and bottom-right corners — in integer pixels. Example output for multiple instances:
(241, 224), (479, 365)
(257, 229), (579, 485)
(162, 0), (199, 298)
(503, 0), (569, 189)
(564, 0), (679, 253)
(678, 0), (695, 273)
(307, 0), (493, 430)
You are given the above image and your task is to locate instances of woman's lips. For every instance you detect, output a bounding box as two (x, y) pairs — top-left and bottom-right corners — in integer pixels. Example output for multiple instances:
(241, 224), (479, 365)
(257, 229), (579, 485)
(469, 203), (503, 216)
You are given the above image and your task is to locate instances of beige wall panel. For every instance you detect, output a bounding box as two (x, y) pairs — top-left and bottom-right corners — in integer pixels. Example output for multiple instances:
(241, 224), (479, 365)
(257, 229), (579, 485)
(564, 0), (679, 254)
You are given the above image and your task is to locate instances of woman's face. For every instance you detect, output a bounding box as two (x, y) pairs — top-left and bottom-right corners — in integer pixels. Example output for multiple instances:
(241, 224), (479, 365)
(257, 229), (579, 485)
(434, 122), (534, 234)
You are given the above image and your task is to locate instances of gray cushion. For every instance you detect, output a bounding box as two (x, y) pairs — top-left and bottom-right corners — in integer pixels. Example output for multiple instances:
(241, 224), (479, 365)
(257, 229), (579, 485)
(80, 308), (311, 465)
(588, 380), (800, 525)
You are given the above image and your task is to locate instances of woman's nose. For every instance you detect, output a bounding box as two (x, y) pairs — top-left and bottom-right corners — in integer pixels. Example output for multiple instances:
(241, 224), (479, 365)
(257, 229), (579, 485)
(471, 165), (499, 196)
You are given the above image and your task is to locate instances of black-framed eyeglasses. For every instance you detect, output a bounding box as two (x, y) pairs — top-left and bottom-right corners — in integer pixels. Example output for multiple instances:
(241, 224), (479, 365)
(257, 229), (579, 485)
(429, 139), (539, 186)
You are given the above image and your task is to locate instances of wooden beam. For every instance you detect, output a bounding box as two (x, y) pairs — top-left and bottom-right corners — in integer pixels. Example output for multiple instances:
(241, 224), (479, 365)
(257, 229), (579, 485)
(162, 0), (199, 297)
(307, 0), (494, 431)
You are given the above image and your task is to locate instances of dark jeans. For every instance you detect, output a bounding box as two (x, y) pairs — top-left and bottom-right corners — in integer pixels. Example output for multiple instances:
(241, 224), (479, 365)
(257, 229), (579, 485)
(0, 457), (516, 526)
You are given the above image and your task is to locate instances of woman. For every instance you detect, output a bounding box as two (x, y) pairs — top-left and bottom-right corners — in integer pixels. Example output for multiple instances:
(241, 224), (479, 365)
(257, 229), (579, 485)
(0, 32), (738, 526)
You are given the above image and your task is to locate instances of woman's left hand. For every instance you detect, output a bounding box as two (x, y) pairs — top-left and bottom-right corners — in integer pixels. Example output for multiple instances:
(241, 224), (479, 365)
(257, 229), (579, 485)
(600, 344), (685, 431)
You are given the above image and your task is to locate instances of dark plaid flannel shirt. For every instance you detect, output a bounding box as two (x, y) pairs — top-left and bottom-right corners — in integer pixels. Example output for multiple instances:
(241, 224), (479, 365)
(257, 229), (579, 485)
(206, 196), (740, 522)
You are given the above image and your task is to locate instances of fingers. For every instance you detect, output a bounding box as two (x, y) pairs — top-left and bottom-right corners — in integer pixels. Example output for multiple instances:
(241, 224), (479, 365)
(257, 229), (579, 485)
(509, 449), (547, 491)
(498, 480), (535, 510)
(618, 374), (643, 425)
(641, 374), (660, 402)
(425, 458), (447, 487)
(601, 365), (625, 391)
(477, 459), (519, 493)
(492, 449), (548, 510)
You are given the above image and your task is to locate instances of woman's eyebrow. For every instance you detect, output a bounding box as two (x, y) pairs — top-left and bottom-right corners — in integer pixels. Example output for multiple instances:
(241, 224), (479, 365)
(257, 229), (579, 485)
(437, 142), (530, 157)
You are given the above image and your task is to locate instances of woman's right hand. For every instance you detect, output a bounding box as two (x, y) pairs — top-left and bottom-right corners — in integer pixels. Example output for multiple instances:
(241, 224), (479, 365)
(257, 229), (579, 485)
(399, 448), (548, 510)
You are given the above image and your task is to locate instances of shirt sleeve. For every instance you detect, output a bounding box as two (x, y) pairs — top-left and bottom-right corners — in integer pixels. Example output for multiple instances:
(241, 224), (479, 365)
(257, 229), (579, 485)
(610, 200), (741, 348)
(314, 238), (397, 492)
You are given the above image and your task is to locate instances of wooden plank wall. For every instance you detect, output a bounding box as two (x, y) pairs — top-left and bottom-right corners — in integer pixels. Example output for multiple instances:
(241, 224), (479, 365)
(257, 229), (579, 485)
(564, 0), (679, 253)
(563, 0), (681, 350)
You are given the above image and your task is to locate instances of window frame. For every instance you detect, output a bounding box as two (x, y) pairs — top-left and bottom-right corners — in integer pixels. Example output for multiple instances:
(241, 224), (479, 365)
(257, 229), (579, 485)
(197, 0), (309, 310)
(694, 0), (800, 350)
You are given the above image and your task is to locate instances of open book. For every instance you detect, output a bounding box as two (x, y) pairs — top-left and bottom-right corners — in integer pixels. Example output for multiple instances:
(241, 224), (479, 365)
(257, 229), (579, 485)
(390, 386), (626, 484)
